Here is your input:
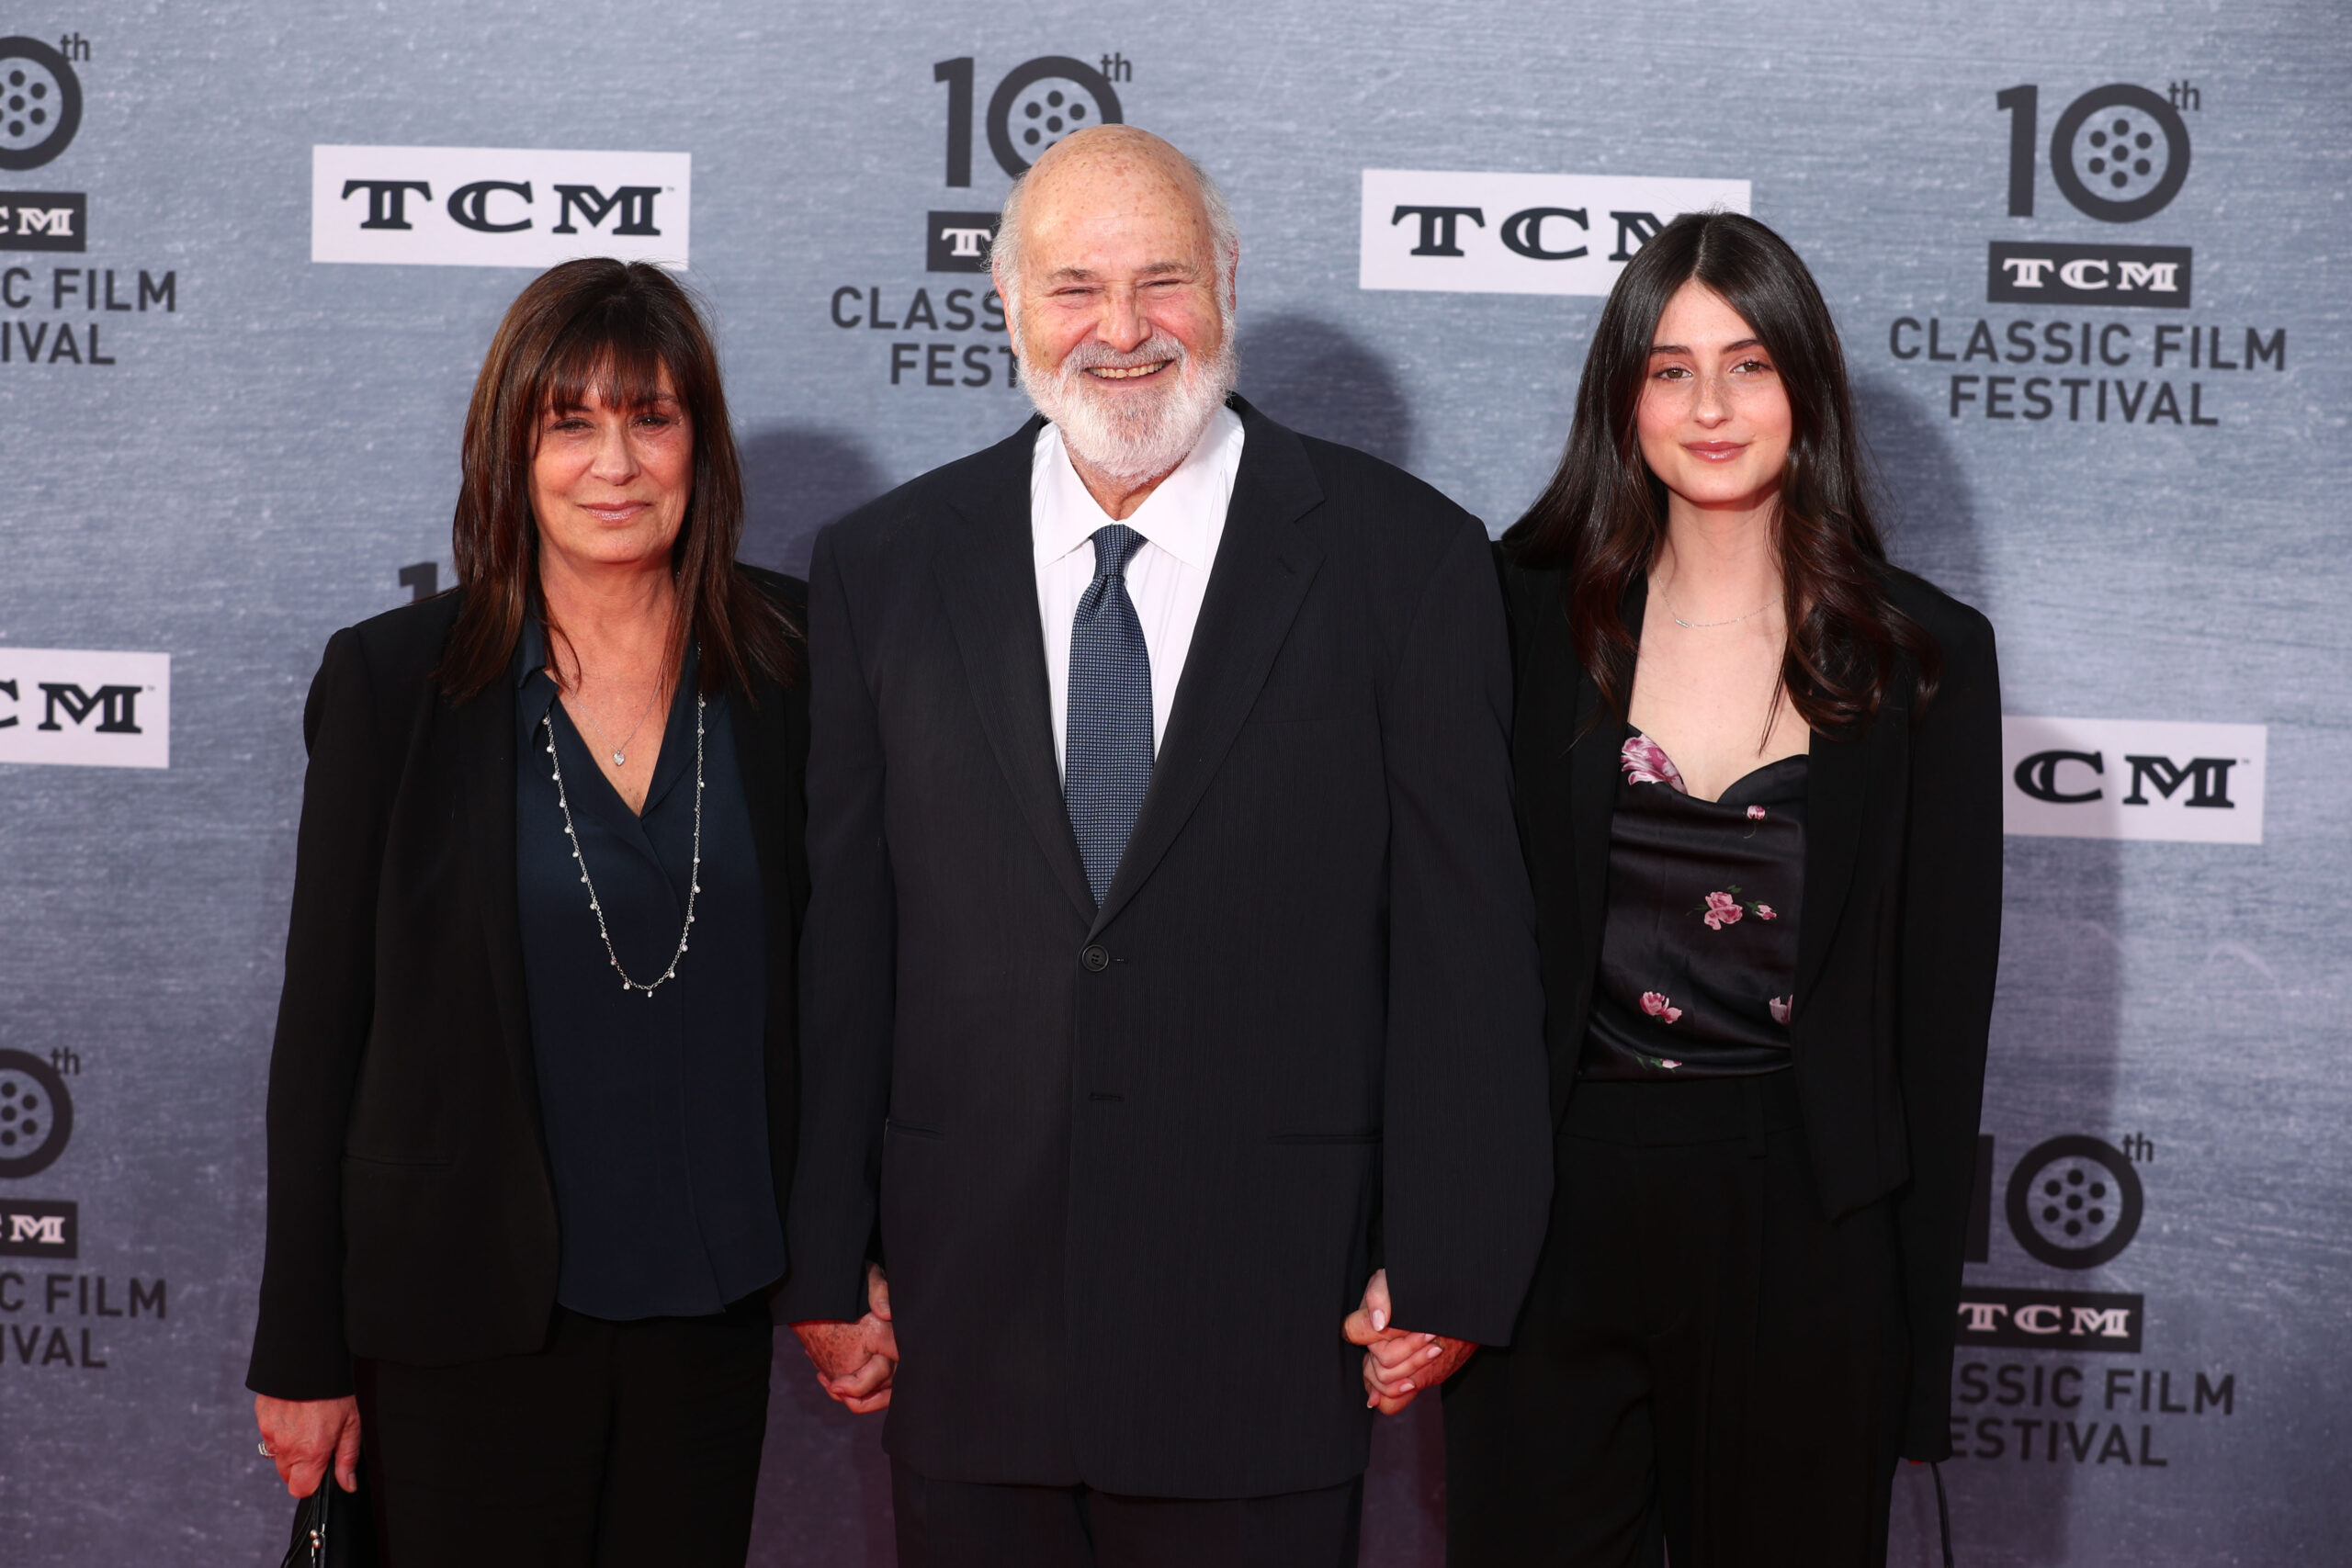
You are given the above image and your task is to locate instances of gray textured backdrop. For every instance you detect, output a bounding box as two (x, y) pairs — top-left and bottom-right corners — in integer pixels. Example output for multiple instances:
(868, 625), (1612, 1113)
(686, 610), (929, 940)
(0, 2), (2345, 1563)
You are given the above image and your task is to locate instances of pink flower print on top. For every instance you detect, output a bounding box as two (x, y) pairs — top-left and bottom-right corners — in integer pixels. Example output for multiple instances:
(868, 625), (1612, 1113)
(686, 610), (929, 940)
(1621, 734), (1688, 793)
(1747, 805), (1766, 819)
(1641, 991), (1683, 1024)
(1753, 904), (1777, 920)
(1702, 891), (1744, 931)
(1769, 996), (1792, 1026)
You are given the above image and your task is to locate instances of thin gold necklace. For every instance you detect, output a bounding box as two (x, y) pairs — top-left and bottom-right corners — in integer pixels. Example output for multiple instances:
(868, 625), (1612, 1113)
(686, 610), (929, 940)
(1660, 583), (1774, 630)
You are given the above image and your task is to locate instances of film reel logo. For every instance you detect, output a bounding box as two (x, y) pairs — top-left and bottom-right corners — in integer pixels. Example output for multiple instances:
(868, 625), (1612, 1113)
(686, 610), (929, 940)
(1996, 83), (2194, 223)
(0, 37), (82, 173)
(932, 55), (1126, 187)
(0, 1048), (74, 1179)
(986, 57), (1121, 178)
(2004, 1134), (2144, 1269)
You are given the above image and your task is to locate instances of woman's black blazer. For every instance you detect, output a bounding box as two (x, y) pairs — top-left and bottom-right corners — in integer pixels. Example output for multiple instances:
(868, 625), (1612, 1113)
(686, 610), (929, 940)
(1500, 558), (2002, 1461)
(246, 569), (810, 1401)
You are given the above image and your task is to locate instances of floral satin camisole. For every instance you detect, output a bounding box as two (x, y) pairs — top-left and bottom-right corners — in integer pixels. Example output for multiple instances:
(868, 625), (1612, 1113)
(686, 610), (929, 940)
(1580, 731), (1806, 1081)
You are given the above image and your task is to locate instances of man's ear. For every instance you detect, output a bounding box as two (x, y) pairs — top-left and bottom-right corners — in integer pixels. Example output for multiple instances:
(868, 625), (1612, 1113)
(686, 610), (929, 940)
(991, 273), (1019, 340)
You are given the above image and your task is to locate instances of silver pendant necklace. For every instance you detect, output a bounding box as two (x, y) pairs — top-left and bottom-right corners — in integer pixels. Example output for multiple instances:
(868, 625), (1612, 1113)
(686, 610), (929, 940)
(541, 695), (704, 997)
(571, 679), (664, 768)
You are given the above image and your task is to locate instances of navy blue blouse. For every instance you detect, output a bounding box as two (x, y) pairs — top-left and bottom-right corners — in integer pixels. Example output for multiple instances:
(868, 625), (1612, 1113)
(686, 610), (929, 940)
(513, 625), (784, 1319)
(1581, 729), (1807, 1080)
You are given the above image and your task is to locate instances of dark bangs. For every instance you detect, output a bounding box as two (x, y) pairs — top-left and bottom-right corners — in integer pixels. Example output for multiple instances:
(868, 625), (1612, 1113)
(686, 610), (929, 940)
(436, 257), (797, 702)
(537, 299), (684, 419)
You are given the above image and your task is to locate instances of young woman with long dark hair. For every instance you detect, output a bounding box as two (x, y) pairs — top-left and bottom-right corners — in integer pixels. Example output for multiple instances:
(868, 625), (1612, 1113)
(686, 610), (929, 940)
(1434, 212), (2002, 1565)
(246, 259), (855, 1564)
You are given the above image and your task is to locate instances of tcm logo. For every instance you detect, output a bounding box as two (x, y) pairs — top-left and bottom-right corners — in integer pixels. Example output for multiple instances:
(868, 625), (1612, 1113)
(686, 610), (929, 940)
(0, 1200), (75, 1259)
(1359, 170), (1749, 297)
(1959, 1134), (2147, 1351)
(0, 189), (84, 252)
(2002, 716), (2264, 843)
(311, 146), (691, 270)
(1987, 242), (2189, 309)
(927, 210), (998, 273)
(0, 648), (170, 769)
(1955, 1288), (2143, 1353)
(1985, 82), (2197, 308)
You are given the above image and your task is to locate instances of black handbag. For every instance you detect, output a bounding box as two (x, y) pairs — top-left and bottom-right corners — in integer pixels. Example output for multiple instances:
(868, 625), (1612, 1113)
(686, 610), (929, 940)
(279, 1472), (378, 1568)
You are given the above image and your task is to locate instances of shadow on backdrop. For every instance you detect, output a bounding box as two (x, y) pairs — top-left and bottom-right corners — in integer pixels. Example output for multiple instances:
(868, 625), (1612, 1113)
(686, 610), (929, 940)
(1857, 376), (2122, 1568)
(1856, 375), (1989, 610)
(1238, 314), (1415, 470)
(739, 427), (889, 581)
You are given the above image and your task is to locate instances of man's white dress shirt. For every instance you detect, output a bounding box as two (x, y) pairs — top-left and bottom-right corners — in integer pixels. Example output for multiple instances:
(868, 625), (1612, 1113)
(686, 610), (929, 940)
(1031, 405), (1245, 776)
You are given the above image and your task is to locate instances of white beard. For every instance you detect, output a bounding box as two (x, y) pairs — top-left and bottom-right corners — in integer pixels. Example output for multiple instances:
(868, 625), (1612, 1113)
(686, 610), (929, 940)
(1020, 309), (1238, 488)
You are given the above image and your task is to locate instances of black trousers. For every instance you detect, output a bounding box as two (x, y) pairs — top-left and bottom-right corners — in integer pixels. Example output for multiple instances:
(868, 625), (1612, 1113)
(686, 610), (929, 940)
(1443, 1074), (1905, 1568)
(358, 1295), (774, 1568)
(890, 1461), (1363, 1568)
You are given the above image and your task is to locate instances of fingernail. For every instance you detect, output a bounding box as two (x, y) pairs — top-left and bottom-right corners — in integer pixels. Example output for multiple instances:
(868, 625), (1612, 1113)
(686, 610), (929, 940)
(1371, 1309), (1386, 1332)
(1401, 1381), (1416, 1393)
(1367, 1392), (1378, 1408)
(1425, 1345), (1441, 1360)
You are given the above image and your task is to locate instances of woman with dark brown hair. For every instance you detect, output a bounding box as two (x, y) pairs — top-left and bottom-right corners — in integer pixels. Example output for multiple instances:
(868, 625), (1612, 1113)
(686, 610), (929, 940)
(1434, 213), (2002, 1565)
(244, 258), (863, 1564)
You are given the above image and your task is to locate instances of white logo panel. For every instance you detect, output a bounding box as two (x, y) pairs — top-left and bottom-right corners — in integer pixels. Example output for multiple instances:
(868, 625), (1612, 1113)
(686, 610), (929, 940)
(0, 648), (170, 769)
(2002, 716), (2265, 844)
(311, 145), (691, 269)
(1359, 170), (1751, 297)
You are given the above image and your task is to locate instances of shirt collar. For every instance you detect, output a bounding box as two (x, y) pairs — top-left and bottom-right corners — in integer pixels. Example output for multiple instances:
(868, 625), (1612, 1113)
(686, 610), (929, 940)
(1031, 401), (1245, 570)
(514, 616), (548, 689)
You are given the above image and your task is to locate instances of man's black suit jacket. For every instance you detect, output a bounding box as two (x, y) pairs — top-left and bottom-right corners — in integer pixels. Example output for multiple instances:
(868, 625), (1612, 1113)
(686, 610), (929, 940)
(1497, 557), (2003, 1461)
(246, 570), (809, 1401)
(782, 398), (1554, 1498)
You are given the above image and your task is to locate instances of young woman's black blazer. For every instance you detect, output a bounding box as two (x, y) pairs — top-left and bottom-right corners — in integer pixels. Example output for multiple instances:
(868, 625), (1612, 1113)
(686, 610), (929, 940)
(1499, 558), (2001, 1461)
(246, 568), (809, 1402)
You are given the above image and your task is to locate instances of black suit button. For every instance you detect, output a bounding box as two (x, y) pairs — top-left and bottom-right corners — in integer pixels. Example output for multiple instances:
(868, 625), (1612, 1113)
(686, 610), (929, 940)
(1081, 944), (1110, 973)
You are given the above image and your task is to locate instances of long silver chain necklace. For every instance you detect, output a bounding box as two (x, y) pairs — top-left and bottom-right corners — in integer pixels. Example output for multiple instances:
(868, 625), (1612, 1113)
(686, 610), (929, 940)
(541, 695), (704, 997)
(1660, 582), (1775, 630)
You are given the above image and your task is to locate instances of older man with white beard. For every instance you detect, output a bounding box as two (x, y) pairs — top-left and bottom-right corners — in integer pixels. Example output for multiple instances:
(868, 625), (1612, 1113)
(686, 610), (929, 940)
(782, 126), (1551, 1567)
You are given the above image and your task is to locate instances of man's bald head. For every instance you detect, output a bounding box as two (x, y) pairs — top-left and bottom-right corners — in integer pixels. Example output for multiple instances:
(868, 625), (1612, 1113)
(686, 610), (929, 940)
(992, 126), (1238, 309)
(989, 127), (1242, 494)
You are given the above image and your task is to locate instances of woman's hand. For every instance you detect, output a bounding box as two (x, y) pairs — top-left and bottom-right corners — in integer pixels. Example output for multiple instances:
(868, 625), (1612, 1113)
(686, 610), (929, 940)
(791, 1262), (899, 1414)
(1341, 1268), (1478, 1415)
(254, 1393), (361, 1499)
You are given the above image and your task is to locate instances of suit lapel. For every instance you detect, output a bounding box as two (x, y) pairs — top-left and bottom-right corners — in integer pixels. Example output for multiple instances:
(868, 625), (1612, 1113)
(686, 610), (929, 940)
(934, 417), (1097, 921)
(1795, 713), (1873, 1007)
(729, 672), (807, 947)
(1567, 577), (1642, 982)
(454, 674), (546, 1142)
(1091, 400), (1323, 935)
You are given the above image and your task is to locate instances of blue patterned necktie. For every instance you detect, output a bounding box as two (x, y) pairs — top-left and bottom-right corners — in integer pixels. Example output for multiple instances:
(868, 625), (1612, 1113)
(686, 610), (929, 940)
(1065, 524), (1154, 906)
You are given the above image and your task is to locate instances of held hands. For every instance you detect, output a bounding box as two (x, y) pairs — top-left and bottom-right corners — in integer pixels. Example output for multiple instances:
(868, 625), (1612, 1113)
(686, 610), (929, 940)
(794, 1264), (1471, 1418)
(791, 1262), (899, 1414)
(1342, 1268), (1476, 1416)
(253, 1393), (361, 1499)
